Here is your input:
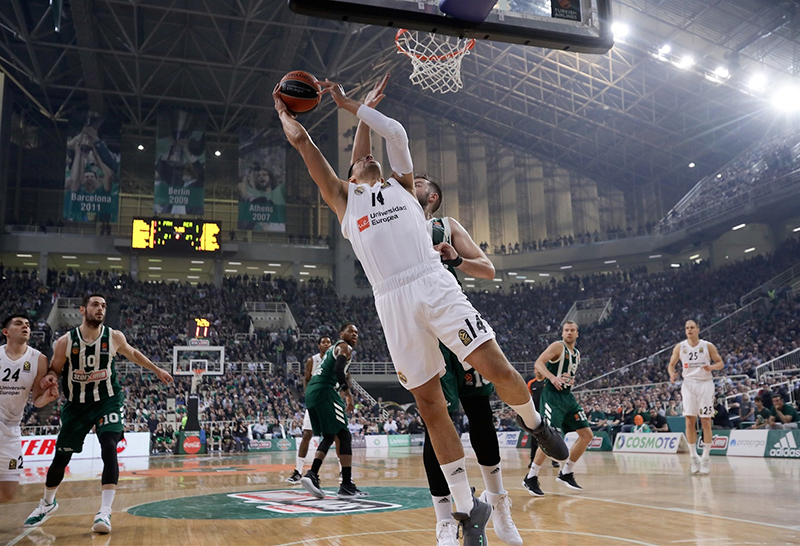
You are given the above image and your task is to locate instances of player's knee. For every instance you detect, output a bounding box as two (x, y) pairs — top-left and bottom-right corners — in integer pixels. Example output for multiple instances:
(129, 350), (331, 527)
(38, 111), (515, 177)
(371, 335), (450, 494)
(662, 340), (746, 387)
(318, 434), (335, 453)
(302, 430), (313, 441)
(337, 430), (352, 455)
(577, 427), (594, 440)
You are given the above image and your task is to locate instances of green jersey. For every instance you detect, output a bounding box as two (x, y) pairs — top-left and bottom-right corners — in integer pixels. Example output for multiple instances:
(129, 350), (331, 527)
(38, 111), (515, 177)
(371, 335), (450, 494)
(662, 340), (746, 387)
(543, 341), (580, 394)
(429, 217), (460, 285)
(63, 326), (120, 404)
(308, 340), (351, 391)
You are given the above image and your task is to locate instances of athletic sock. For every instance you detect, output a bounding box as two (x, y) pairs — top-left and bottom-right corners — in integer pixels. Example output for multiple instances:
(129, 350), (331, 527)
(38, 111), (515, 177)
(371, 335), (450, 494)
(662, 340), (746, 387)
(702, 443), (711, 459)
(295, 456), (305, 473)
(44, 487), (57, 504)
(432, 495), (453, 522)
(479, 463), (504, 494)
(510, 399), (542, 429)
(562, 459), (576, 474)
(526, 463), (541, 479)
(341, 466), (352, 484)
(310, 458), (323, 474)
(441, 458), (474, 514)
(101, 489), (115, 510)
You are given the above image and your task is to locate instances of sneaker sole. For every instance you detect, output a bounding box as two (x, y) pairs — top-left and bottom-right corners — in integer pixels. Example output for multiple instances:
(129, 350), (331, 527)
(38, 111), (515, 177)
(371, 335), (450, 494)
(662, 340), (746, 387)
(556, 477), (583, 491)
(522, 480), (545, 497)
(91, 522), (111, 534)
(23, 505), (59, 528)
(286, 478), (301, 484)
(300, 477), (325, 499)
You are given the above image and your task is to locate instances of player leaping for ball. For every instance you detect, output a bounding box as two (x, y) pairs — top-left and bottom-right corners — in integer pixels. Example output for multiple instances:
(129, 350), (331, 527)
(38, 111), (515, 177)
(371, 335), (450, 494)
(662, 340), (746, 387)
(274, 74), (568, 546)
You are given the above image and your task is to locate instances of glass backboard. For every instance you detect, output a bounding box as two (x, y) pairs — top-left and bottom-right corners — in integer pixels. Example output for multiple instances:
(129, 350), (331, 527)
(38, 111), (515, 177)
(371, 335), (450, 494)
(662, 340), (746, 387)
(289, 0), (613, 53)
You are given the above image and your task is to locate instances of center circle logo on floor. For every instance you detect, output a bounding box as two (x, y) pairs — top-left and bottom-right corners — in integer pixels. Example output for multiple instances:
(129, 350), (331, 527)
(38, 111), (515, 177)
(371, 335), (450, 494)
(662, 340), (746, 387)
(183, 436), (202, 454)
(127, 487), (430, 520)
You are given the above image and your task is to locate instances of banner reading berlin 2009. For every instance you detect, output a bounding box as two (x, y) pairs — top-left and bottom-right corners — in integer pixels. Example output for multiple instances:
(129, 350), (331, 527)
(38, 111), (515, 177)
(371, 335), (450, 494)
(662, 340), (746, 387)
(154, 110), (207, 215)
(237, 127), (286, 232)
(63, 113), (120, 222)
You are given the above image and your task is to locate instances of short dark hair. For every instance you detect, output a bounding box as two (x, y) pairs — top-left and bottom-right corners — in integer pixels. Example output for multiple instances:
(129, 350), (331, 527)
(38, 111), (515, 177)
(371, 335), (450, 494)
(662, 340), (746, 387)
(416, 174), (443, 214)
(339, 322), (356, 333)
(2, 312), (30, 329)
(318, 335), (332, 344)
(81, 293), (106, 307)
(347, 162), (356, 179)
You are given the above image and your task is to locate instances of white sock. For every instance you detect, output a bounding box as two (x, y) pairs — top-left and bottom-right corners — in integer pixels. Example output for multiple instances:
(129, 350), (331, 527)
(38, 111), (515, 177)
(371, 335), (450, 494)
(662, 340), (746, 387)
(510, 399), (542, 429)
(526, 463), (541, 479)
(563, 459), (576, 474)
(44, 487), (57, 504)
(432, 495), (453, 522)
(479, 463), (504, 494)
(101, 489), (115, 510)
(441, 458), (474, 514)
(295, 456), (305, 473)
(702, 443), (711, 459)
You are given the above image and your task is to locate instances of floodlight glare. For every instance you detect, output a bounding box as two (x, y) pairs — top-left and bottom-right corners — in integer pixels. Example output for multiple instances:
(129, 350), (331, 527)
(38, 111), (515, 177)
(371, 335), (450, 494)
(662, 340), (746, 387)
(658, 44), (671, 56)
(688, 162), (696, 168)
(612, 22), (629, 40)
(713, 66), (730, 79)
(748, 73), (767, 92)
(676, 55), (694, 69)
(137, 144), (145, 151)
(772, 86), (800, 113)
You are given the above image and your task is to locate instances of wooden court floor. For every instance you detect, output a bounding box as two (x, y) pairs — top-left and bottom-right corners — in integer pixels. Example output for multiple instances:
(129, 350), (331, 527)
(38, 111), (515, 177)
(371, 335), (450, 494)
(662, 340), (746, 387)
(1, 447), (798, 546)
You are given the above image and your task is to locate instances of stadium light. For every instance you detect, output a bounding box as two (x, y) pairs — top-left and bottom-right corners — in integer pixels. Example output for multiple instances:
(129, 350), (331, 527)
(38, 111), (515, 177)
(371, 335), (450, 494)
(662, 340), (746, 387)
(560, 265), (572, 269)
(772, 86), (800, 113)
(732, 223), (746, 231)
(744, 247), (755, 253)
(716, 173), (722, 179)
(713, 66), (730, 79)
(690, 254), (700, 260)
(794, 227), (800, 233)
(137, 144), (145, 151)
(604, 260), (617, 264)
(688, 162), (696, 168)
(214, 150), (221, 156)
(649, 254), (662, 259)
(676, 55), (694, 70)
(612, 22), (629, 40)
(658, 44), (671, 56)
(670, 263), (680, 268)
(748, 73), (767, 93)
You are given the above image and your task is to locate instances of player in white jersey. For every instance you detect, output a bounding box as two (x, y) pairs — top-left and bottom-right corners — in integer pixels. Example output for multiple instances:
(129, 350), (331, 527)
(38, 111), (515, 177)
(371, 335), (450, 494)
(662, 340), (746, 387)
(0, 313), (59, 503)
(668, 320), (723, 475)
(274, 75), (567, 545)
(286, 335), (332, 484)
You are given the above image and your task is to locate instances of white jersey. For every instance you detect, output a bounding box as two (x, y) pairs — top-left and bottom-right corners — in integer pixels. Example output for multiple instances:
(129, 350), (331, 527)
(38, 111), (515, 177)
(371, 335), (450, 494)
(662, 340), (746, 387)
(341, 178), (440, 286)
(0, 345), (41, 425)
(679, 339), (713, 381)
(311, 353), (324, 376)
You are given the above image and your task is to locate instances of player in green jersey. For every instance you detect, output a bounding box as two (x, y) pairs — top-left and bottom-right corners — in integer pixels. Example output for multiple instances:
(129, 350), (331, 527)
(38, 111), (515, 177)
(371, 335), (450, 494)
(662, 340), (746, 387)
(523, 321), (592, 495)
(301, 323), (366, 500)
(24, 294), (173, 533)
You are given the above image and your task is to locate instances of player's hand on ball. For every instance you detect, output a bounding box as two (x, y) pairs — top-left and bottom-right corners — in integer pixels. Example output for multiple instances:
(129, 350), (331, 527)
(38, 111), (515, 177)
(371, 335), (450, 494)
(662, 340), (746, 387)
(272, 84), (296, 119)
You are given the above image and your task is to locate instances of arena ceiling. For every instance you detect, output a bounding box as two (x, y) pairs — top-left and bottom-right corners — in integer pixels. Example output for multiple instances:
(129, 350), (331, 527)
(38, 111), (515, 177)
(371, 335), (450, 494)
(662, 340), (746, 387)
(1, 0), (799, 203)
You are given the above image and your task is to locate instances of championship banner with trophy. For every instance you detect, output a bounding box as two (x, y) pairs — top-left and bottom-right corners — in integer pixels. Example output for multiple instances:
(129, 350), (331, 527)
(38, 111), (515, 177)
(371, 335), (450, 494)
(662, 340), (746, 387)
(237, 127), (286, 232)
(154, 110), (207, 215)
(63, 113), (121, 222)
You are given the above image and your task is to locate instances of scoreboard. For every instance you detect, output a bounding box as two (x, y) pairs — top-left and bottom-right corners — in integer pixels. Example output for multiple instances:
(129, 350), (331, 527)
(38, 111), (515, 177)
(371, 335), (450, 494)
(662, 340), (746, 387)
(131, 218), (221, 253)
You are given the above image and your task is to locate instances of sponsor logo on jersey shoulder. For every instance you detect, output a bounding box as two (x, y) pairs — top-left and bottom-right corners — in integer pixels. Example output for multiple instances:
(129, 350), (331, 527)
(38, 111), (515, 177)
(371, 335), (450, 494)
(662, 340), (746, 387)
(380, 180), (391, 188)
(8, 458), (17, 470)
(357, 215), (370, 232)
(769, 432), (800, 458)
(354, 186), (365, 195)
(23, 361), (31, 372)
(458, 329), (473, 346)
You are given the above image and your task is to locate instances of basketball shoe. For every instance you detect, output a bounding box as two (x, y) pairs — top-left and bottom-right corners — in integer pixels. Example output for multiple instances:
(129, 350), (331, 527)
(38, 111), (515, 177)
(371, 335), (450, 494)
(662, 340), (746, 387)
(690, 455), (701, 475)
(286, 470), (302, 484)
(301, 470), (325, 499)
(479, 490), (523, 545)
(23, 499), (59, 528)
(337, 481), (368, 499)
(91, 508), (112, 534)
(699, 457), (710, 475)
(452, 491), (492, 546)
(435, 519), (459, 546)
(522, 476), (544, 497)
(556, 471), (583, 491)
(516, 415), (569, 461)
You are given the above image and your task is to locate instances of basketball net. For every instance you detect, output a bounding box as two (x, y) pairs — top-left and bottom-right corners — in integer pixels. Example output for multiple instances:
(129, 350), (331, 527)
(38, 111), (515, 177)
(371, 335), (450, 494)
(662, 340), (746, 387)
(395, 29), (475, 94)
(190, 368), (205, 395)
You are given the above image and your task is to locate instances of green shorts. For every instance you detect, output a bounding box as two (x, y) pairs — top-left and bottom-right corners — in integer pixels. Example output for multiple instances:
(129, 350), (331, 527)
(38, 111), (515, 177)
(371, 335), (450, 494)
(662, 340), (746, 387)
(439, 343), (494, 413)
(56, 393), (125, 453)
(540, 388), (590, 433)
(305, 385), (348, 436)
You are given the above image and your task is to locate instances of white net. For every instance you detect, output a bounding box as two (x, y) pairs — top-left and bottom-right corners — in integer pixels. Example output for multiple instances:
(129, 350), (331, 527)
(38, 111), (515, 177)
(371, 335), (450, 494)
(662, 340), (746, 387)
(395, 29), (475, 94)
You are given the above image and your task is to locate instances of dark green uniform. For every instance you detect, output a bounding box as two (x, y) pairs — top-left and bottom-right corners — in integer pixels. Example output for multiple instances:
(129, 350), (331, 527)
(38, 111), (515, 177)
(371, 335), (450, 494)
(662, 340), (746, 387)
(305, 340), (350, 436)
(541, 341), (590, 433)
(57, 326), (125, 453)
(429, 217), (494, 412)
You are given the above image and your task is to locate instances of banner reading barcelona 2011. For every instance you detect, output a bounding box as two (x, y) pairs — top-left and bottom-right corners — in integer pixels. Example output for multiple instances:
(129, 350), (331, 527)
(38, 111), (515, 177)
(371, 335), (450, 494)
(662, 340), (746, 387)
(63, 113), (121, 222)
(154, 110), (207, 215)
(237, 127), (286, 232)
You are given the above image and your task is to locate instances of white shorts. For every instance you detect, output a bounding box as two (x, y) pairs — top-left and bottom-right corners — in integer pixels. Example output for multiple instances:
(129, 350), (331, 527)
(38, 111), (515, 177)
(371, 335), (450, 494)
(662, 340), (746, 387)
(302, 409), (312, 431)
(373, 262), (495, 390)
(0, 421), (23, 482)
(681, 379), (714, 418)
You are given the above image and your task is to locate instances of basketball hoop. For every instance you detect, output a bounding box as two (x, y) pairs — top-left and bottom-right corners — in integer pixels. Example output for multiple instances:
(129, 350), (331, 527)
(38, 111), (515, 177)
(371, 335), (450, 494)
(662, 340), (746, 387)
(395, 29), (475, 94)
(190, 368), (205, 395)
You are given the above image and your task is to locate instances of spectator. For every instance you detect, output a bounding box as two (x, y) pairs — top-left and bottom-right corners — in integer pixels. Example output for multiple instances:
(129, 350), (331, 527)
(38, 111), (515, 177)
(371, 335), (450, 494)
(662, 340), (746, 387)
(384, 417), (399, 435)
(738, 393), (755, 425)
(632, 415), (651, 433)
(768, 394), (799, 430)
(648, 408), (670, 432)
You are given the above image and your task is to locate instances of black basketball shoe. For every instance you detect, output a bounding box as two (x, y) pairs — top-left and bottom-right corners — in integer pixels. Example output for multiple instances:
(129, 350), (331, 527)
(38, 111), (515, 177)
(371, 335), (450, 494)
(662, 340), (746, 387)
(300, 470), (324, 499)
(516, 415), (569, 461)
(556, 472), (583, 491)
(337, 481), (368, 499)
(285, 470), (302, 484)
(452, 492), (492, 546)
(522, 476), (544, 497)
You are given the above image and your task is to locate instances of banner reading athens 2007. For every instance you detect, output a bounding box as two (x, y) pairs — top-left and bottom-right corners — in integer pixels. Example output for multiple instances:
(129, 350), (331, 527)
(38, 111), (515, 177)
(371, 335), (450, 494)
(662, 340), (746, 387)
(154, 110), (206, 215)
(63, 113), (120, 222)
(237, 127), (286, 232)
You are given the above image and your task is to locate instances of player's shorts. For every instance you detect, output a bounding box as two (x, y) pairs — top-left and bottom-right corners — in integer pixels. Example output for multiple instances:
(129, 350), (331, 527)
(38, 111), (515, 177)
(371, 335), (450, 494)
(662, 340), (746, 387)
(439, 342), (494, 412)
(372, 261), (496, 390)
(541, 388), (590, 433)
(0, 420), (23, 482)
(681, 379), (714, 418)
(302, 409), (313, 432)
(56, 393), (125, 453)
(305, 386), (348, 436)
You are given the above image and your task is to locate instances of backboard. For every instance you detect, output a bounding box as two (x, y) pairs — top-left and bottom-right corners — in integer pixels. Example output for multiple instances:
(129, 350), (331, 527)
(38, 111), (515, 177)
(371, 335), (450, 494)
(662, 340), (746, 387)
(289, 0), (613, 54)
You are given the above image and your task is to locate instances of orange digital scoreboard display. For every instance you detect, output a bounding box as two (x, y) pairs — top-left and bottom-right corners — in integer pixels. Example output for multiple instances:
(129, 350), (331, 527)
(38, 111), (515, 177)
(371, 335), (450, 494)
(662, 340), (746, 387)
(188, 318), (211, 339)
(131, 218), (220, 253)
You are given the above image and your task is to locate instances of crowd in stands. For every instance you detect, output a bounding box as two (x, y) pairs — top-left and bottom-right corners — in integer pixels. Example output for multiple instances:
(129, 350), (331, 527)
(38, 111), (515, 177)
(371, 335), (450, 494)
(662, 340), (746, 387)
(480, 223), (658, 256)
(659, 131), (800, 233)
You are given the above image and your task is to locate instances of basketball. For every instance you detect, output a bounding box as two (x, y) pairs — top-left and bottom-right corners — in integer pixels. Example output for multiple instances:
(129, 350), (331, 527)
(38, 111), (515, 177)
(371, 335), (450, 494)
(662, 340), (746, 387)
(279, 71), (321, 114)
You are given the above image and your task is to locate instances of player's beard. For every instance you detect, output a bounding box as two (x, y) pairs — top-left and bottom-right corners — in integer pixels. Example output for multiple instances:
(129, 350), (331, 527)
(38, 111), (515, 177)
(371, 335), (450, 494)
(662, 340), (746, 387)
(86, 316), (104, 328)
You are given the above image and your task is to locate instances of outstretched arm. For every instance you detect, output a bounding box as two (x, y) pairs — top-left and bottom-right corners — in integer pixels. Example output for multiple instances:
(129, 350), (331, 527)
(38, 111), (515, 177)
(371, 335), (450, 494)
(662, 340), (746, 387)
(273, 85), (348, 220)
(112, 329), (173, 384)
(350, 74), (390, 167)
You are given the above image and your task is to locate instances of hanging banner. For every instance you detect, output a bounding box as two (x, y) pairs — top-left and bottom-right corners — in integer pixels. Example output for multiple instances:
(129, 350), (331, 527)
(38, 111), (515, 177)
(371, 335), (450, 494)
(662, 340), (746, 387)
(63, 113), (120, 222)
(237, 127), (286, 232)
(154, 110), (206, 215)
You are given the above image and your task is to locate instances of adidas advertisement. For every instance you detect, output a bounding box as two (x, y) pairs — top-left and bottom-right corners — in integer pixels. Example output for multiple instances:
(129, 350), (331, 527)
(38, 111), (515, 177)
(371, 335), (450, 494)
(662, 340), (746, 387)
(766, 430), (800, 458)
(727, 430), (768, 457)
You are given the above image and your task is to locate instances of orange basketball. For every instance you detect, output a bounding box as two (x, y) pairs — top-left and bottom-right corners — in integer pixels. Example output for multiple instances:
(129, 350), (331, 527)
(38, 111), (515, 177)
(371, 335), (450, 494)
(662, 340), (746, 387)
(634, 415), (644, 426)
(279, 71), (322, 114)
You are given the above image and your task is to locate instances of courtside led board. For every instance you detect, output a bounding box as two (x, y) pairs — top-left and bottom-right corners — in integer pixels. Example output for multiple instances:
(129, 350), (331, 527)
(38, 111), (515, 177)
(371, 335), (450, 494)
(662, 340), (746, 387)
(289, 0), (613, 53)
